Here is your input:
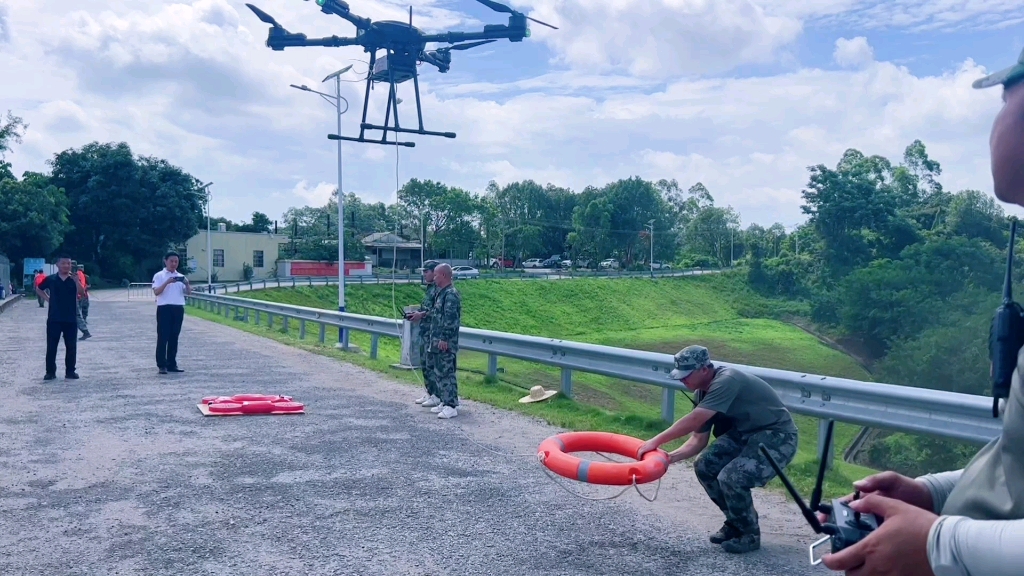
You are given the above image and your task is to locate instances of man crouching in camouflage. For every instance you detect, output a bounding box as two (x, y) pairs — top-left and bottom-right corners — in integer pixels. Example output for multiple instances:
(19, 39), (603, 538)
(409, 260), (440, 407)
(424, 263), (461, 419)
(637, 345), (798, 553)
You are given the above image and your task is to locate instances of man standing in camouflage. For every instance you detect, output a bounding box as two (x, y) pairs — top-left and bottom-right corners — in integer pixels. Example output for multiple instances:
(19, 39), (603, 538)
(425, 263), (461, 419)
(409, 260), (440, 407)
(637, 345), (798, 553)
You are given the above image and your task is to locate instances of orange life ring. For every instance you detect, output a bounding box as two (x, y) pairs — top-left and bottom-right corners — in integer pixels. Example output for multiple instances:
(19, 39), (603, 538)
(537, 431), (669, 485)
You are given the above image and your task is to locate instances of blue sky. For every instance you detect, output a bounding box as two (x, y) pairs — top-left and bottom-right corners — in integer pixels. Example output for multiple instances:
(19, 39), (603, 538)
(2, 0), (1023, 230)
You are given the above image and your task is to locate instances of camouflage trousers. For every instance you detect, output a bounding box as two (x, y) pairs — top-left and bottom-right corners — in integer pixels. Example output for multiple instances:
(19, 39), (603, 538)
(425, 351), (459, 408)
(694, 429), (798, 536)
(418, 340), (438, 398)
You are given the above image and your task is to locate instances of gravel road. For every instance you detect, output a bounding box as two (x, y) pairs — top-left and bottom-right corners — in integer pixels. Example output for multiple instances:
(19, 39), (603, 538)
(0, 298), (823, 575)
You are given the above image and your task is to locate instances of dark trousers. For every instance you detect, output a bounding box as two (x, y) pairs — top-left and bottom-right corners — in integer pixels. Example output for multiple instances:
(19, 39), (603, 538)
(45, 321), (78, 376)
(156, 305), (185, 369)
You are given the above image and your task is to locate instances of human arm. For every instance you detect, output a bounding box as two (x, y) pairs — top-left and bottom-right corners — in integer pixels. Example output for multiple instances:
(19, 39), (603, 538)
(152, 274), (177, 296)
(72, 273), (86, 297)
(666, 431), (711, 464)
(928, 516), (1024, 576)
(916, 470), (963, 514)
(637, 407), (716, 459)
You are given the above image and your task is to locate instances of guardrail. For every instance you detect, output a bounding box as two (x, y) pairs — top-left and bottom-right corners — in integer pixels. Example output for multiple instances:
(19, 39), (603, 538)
(186, 291), (1004, 457)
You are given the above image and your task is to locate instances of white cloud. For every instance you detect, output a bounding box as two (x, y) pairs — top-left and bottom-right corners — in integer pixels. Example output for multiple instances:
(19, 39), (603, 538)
(523, 0), (803, 78)
(1, 0), (1020, 231)
(291, 180), (336, 205)
(834, 36), (874, 68)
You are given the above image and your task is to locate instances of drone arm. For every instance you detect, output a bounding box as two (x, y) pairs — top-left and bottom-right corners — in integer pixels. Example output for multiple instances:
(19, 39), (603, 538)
(420, 27), (518, 44)
(313, 0), (372, 30)
(267, 32), (363, 50)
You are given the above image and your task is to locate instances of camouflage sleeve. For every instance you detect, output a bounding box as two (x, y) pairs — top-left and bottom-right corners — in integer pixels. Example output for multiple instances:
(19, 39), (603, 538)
(437, 290), (461, 343)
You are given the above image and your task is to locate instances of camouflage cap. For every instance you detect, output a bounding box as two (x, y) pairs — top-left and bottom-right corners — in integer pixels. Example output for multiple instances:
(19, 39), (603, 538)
(669, 345), (710, 379)
(973, 46), (1024, 89)
(422, 260), (439, 271)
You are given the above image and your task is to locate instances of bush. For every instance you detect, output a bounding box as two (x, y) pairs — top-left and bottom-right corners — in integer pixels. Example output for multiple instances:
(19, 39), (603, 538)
(243, 262), (254, 281)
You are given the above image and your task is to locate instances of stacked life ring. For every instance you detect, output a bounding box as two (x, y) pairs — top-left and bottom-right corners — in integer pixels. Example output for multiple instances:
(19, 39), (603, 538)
(200, 394), (304, 415)
(537, 431), (669, 485)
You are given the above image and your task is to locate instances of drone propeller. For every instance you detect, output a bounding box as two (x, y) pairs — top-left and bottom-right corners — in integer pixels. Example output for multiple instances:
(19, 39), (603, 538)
(246, 3), (282, 27)
(474, 0), (558, 29)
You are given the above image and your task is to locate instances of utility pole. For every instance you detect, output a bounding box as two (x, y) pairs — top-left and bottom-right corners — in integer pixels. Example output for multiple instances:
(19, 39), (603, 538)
(730, 227), (734, 267)
(420, 211), (425, 268)
(645, 220), (655, 278)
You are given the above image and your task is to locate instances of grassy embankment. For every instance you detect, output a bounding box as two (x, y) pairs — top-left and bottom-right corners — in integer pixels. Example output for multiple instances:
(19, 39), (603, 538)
(187, 272), (876, 499)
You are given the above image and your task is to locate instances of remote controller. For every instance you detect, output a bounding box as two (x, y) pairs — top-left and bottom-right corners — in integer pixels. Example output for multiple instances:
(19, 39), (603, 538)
(759, 420), (882, 565)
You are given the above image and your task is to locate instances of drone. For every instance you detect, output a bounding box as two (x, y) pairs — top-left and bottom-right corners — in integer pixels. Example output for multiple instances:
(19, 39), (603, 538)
(246, 0), (557, 147)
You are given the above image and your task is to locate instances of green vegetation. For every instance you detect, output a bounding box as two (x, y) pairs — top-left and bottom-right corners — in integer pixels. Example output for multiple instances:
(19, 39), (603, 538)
(191, 272), (876, 499)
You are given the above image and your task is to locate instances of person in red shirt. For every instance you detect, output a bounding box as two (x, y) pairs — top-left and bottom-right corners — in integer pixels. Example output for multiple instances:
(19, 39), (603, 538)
(34, 270), (46, 307)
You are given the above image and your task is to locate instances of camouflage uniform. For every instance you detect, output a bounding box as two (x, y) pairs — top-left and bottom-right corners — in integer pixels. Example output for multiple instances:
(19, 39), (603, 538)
(416, 281), (438, 398)
(669, 344), (799, 552)
(426, 283), (461, 408)
(694, 429), (798, 538)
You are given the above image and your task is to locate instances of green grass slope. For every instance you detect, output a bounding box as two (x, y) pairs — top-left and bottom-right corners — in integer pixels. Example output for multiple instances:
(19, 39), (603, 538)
(217, 272), (875, 499)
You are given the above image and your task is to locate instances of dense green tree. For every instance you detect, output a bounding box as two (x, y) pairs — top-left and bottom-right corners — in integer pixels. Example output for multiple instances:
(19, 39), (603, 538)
(0, 172), (70, 264)
(47, 142), (206, 280)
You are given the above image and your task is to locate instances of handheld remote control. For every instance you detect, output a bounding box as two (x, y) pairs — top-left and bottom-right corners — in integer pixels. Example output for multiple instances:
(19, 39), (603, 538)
(759, 420), (882, 565)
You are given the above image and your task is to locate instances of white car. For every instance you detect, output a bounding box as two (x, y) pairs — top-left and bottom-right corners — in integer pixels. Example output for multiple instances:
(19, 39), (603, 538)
(522, 258), (543, 268)
(451, 266), (480, 279)
(599, 259), (620, 269)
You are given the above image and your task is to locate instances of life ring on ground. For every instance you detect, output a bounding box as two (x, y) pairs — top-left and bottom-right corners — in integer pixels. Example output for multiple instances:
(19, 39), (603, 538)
(537, 432), (669, 485)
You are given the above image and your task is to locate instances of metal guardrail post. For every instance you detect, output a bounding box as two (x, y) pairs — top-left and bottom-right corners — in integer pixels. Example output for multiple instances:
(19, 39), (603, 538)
(267, 313), (273, 328)
(299, 319), (306, 340)
(244, 308), (250, 323)
(661, 388), (675, 423)
(818, 418), (834, 471)
(283, 317), (289, 332)
(319, 323), (326, 343)
(561, 368), (573, 398)
(371, 334), (379, 359)
(254, 310), (260, 325)
(487, 354), (498, 378)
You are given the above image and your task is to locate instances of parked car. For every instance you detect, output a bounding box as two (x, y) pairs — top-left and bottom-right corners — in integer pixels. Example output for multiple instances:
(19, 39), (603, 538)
(540, 256), (562, 268)
(522, 258), (543, 268)
(452, 266), (480, 279)
(650, 261), (672, 270)
(599, 259), (620, 269)
(489, 257), (515, 269)
(560, 259), (573, 268)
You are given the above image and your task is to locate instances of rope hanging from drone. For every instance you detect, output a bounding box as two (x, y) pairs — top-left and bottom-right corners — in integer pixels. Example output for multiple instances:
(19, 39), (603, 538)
(245, 0), (557, 147)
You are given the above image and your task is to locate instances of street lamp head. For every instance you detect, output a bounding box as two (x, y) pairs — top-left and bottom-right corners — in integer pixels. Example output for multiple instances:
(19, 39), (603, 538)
(323, 64), (353, 83)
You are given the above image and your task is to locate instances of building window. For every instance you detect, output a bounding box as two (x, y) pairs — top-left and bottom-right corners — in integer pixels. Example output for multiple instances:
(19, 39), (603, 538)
(213, 249), (225, 268)
(253, 250), (264, 268)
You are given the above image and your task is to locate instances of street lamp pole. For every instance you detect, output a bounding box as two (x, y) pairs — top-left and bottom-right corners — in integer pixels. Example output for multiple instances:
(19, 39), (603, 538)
(199, 182), (213, 292)
(290, 65), (352, 349)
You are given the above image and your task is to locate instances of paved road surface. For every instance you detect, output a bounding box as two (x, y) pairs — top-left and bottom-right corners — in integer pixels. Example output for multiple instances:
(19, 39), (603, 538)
(0, 298), (821, 575)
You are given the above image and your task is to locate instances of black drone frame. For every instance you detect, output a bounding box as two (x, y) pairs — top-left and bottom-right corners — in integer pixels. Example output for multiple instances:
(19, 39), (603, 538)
(246, 0), (556, 147)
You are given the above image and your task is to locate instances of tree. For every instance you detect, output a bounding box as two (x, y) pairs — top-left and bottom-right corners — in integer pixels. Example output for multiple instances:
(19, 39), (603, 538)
(47, 142), (206, 280)
(0, 111), (28, 182)
(236, 211), (273, 233)
(0, 171), (70, 263)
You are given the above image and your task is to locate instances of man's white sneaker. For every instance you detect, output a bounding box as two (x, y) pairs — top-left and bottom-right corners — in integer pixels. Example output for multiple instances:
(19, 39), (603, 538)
(430, 403), (445, 413)
(415, 394), (430, 404)
(437, 406), (458, 419)
(422, 395), (441, 408)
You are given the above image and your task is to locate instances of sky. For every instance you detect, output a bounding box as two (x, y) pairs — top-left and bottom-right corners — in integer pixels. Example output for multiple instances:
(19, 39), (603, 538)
(2, 0), (1024, 230)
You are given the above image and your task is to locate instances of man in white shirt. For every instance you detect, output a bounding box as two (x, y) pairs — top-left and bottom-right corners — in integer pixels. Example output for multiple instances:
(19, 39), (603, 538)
(152, 251), (191, 375)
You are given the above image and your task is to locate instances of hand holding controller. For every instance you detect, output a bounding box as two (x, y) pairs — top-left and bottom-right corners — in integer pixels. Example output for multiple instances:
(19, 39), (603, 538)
(758, 420), (882, 565)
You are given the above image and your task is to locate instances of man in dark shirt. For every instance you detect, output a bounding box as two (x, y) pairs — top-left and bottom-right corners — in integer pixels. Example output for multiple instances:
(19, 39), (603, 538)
(35, 256), (86, 380)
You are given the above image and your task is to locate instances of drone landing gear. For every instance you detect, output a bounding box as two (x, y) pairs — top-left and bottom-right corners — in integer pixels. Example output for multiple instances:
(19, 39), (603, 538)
(327, 49), (457, 148)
